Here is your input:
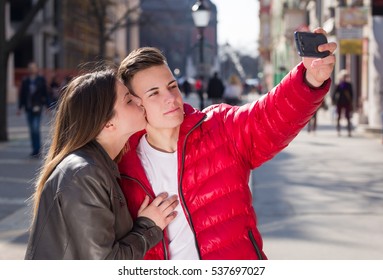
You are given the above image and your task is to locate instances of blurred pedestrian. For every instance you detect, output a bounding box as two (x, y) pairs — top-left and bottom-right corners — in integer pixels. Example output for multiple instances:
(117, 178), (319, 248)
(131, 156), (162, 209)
(332, 69), (353, 137)
(223, 74), (243, 105)
(307, 112), (318, 134)
(195, 76), (204, 110)
(17, 62), (49, 158)
(181, 78), (191, 98)
(207, 72), (225, 104)
(307, 100), (328, 134)
(25, 68), (178, 260)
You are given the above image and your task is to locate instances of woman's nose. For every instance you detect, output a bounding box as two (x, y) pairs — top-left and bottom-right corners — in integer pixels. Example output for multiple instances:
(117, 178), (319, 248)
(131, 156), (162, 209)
(131, 95), (142, 106)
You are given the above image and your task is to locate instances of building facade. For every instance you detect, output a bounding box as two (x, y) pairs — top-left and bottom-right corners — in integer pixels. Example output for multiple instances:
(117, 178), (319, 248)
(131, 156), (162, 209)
(7, 0), (218, 102)
(130, 0), (218, 79)
(258, 0), (382, 130)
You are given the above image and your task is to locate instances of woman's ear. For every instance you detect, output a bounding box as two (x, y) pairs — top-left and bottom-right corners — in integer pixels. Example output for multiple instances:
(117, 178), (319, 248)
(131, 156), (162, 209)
(105, 122), (114, 129)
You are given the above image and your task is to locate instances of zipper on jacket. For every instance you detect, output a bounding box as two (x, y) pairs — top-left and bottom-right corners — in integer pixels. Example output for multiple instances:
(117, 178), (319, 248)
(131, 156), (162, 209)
(248, 230), (263, 260)
(178, 115), (206, 260)
(120, 174), (169, 260)
(120, 175), (153, 198)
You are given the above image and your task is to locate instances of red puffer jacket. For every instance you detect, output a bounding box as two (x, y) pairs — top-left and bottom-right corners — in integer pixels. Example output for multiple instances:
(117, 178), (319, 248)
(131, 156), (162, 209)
(118, 62), (330, 260)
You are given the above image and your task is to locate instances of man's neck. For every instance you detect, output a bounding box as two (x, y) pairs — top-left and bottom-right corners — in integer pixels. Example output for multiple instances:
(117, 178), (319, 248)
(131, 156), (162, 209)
(145, 127), (179, 153)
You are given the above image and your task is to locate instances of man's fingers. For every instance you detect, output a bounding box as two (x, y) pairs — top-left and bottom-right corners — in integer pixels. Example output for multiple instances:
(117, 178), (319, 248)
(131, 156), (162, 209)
(318, 42), (337, 54)
(313, 27), (327, 35)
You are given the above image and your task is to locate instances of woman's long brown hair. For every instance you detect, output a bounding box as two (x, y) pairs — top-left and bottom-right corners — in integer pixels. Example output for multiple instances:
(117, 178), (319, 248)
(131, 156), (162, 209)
(31, 69), (117, 218)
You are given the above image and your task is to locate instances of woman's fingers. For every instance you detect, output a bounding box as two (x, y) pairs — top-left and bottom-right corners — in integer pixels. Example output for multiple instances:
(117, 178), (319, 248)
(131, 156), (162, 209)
(146, 193), (179, 216)
(151, 192), (169, 206)
(158, 194), (178, 211)
(137, 192), (179, 229)
(165, 210), (178, 223)
(137, 195), (150, 213)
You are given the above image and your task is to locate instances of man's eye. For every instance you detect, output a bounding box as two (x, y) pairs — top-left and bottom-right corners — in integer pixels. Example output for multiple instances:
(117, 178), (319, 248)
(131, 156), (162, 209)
(149, 92), (158, 97)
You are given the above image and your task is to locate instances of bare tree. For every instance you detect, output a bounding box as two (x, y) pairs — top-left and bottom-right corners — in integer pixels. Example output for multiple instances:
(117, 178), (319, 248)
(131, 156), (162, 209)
(0, 0), (50, 142)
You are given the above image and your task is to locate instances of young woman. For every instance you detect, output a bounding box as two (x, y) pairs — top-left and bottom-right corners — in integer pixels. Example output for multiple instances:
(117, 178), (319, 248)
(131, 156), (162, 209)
(25, 68), (178, 260)
(222, 74), (243, 106)
(331, 69), (354, 137)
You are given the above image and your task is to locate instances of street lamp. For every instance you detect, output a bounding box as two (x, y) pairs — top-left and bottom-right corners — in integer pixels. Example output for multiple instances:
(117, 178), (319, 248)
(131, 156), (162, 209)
(191, 0), (211, 109)
(191, 0), (211, 65)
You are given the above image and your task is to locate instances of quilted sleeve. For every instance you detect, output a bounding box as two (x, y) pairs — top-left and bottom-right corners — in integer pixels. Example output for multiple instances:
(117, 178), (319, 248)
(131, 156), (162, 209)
(223, 62), (331, 169)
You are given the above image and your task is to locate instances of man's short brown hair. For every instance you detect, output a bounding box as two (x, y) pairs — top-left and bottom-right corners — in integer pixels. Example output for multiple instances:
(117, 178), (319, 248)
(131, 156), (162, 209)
(117, 47), (167, 95)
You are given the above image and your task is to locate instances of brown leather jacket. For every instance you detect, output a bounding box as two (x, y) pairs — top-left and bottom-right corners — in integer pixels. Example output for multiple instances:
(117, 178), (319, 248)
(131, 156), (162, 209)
(25, 141), (162, 259)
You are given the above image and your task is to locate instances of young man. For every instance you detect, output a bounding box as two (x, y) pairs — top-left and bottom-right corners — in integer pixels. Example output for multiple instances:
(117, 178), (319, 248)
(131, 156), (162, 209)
(117, 29), (337, 260)
(17, 62), (49, 157)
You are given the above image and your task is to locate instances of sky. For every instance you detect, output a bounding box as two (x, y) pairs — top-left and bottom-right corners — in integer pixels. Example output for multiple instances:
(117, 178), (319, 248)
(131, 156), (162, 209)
(211, 0), (260, 57)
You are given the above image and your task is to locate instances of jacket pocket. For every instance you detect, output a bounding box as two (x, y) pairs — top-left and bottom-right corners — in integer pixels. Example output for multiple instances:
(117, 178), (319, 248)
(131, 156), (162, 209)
(248, 230), (263, 260)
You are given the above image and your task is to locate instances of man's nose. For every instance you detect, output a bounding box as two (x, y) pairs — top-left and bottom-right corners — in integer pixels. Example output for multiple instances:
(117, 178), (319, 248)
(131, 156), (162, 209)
(164, 89), (176, 103)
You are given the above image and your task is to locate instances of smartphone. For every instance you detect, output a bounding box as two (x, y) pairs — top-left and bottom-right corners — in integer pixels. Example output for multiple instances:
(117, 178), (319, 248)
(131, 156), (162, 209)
(294, 31), (330, 58)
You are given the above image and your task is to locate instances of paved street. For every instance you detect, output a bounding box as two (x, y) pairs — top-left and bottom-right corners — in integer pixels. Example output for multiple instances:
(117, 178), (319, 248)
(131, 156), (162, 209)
(252, 110), (383, 259)
(0, 93), (382, 260)
(0, 103), (50, 259)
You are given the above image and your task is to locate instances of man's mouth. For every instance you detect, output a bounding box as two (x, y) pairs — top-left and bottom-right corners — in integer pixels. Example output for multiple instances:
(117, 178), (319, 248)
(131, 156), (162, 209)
(164, 107), (180, 115)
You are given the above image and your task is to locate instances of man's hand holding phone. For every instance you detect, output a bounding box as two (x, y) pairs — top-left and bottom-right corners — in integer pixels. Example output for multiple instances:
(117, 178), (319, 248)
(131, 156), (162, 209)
(296, 28), (337, 88)
(295, 31), (330, 58)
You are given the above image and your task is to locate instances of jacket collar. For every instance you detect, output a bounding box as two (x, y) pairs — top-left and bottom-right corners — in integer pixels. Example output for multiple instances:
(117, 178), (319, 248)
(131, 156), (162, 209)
(89, 140), (120, 179)
(179, 103), (206, 137)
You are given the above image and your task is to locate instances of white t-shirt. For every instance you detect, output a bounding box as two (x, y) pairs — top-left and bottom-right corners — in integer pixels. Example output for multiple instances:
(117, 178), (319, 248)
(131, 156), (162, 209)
(137, 135), (199, 260)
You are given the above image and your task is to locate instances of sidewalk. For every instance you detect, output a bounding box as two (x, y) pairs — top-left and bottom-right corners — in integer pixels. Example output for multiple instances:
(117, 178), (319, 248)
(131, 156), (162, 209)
(0, 103), (50, 259)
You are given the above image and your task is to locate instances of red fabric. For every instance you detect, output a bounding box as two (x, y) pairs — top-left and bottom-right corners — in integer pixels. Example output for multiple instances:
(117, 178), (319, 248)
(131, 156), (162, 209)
(118, 62), (331, 259)
(195, 79), (202, 90)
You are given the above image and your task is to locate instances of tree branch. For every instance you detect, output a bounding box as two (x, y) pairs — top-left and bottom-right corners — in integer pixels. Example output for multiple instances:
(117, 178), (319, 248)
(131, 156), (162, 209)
(6, 0), (50, 53)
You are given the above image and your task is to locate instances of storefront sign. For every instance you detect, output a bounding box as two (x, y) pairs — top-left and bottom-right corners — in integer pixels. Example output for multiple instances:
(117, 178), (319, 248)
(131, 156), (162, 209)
(337, 7), (369, 27)
(339, 39), (363, 55)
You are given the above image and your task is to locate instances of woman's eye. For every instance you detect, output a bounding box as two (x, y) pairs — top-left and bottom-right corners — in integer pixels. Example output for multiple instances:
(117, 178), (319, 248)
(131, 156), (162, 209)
(127, 99), (132, 104)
